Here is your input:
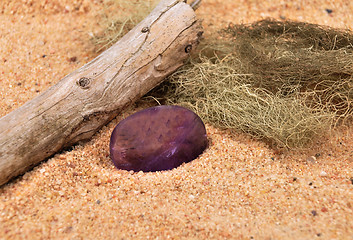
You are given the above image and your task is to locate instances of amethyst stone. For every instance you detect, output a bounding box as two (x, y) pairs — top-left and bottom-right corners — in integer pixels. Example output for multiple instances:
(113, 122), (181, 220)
(109, 105), (208, 172)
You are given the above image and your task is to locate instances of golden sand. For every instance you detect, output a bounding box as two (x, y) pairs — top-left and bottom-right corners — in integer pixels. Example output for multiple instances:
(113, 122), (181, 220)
(1, 0), (353, 239)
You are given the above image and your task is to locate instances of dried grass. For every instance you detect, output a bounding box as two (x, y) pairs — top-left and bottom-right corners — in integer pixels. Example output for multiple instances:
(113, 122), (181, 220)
(147, 19), (353, 149)
(91, 0), (159, 53)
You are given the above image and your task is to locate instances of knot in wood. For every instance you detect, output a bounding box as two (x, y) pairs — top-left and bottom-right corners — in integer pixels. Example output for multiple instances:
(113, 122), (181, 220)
(77, 77), (91, 89)
(141, 27), (149, 33)
(185, 44), (192, 53)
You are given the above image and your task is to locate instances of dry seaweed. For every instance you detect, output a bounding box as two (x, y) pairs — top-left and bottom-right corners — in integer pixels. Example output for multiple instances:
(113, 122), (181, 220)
(227, 20), (353, 119)
(146, 19), (353, 149)
(151, 54), (333, 149)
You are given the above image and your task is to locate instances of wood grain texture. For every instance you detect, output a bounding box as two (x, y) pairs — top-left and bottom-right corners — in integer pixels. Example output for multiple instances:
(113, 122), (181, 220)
(0, 0), (203, 186)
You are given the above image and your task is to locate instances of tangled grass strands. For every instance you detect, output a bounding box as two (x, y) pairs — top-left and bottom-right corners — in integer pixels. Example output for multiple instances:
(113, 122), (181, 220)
(91, 0), (159, 53)
(162, 58), (333, 149)
(146, 19), (353, 149)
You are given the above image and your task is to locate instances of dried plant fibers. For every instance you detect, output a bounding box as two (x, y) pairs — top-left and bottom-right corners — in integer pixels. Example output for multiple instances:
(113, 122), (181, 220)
(148, 19), (353, 149)
(93, 3), (353, 149)
(92, 0), (160, 52)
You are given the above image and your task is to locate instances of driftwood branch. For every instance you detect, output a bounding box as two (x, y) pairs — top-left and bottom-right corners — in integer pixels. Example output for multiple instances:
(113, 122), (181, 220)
(189, 0), (202, 10)
(0, 0), (203, 186)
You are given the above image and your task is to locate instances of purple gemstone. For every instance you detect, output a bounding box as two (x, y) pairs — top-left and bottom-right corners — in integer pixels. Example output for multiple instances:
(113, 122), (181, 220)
(109, 105), (208, 172)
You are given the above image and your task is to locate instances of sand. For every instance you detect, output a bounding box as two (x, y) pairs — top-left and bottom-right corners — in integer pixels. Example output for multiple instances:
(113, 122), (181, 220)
(1, 0), (353, 239)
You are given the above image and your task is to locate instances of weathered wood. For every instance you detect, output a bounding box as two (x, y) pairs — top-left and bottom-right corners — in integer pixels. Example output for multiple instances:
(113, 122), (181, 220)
(0, 0), (203, 186)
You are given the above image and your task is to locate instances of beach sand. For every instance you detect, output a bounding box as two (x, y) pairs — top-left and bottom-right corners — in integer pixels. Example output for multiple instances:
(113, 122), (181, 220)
(1, 0), (353, 239)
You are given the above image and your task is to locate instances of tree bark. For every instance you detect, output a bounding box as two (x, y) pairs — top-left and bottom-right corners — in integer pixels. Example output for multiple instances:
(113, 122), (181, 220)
(0, 0), (203, 186)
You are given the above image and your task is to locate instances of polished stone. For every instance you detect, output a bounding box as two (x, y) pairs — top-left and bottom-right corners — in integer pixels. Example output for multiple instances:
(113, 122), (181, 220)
(110, 105), (208, 172)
